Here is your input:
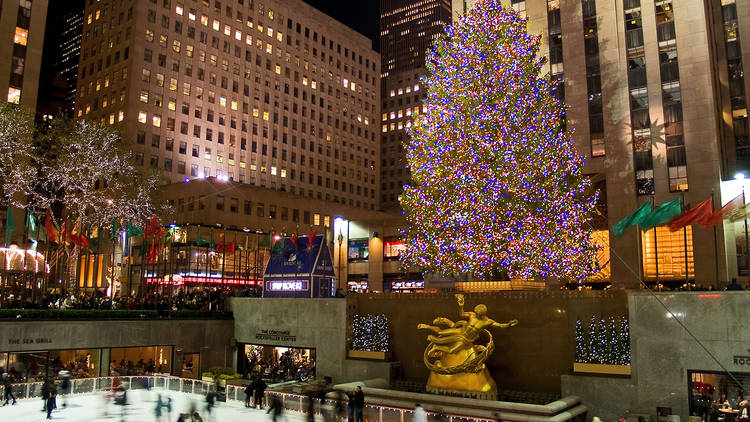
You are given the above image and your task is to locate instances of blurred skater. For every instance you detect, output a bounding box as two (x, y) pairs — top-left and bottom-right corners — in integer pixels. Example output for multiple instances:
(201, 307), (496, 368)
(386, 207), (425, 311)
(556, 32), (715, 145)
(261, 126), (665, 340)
(267, 395), (284, 422)
(59, 370), (71, 408)
(244, 383), (255, 408)
(414, 404), (426, 422)
(155, 393), (164, 421)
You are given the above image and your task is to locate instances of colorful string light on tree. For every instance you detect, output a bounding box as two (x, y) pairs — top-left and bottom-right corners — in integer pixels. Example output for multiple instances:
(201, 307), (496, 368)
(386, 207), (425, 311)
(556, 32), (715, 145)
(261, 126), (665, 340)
(399, 0), (599, 282)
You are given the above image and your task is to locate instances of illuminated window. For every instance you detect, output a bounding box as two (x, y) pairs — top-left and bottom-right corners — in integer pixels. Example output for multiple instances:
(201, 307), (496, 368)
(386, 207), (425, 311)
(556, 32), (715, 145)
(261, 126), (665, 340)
(188, 10), (196, 20)
(235, 30), (242, 40)
(212, 20), (220, 31)
(145, 29), (154, 42)
(271, 166), (277, 176)
(263, 111), (269, 121)
(201, 15), (208, 26)
(175, 4), (184, 15)
(7, 88), (21, 104)
(642, 226), (694, 282)
(139, 90), (149, 103)
(219, 96), (226, 107)
(266, 43), (272, 54)
(231, 100), (238, 110)
(138, 111), (148, 123)
(168, 99), (176, 111)
(313, 213), (320, 226)
(280, 169), (287, 178)
(384, 240), (407, 258)
(324, 216), (330, 228)
(224, 25), (231, 36)
(152, 115), (161, 127)
(118, 111), (125, 122)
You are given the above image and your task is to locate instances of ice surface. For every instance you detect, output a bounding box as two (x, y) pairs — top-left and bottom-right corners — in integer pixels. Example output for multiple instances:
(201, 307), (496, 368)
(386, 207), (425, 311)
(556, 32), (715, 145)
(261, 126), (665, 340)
(0, 389), (311, 422)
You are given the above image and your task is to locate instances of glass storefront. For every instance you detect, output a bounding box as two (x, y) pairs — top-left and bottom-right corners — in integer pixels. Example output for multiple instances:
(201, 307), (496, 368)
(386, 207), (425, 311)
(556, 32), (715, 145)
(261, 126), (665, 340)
(181, 353), (200, 379)
(110, 346), (173, 376)
(238, 344), (315, 382)
(688, 370), (750, 422)
(0, 349), (100, 382)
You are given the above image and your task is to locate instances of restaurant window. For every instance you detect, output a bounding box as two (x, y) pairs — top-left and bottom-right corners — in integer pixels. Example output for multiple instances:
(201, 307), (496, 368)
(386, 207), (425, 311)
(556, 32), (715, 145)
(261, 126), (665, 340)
(384, 240), (407, 259)
(348, 239), (369, 261)
(641, 226), (694, 282)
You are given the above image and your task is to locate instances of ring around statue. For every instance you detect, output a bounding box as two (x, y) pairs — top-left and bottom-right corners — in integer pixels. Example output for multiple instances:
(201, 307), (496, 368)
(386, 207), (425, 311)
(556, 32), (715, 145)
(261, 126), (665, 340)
(417, 294), (518, 399)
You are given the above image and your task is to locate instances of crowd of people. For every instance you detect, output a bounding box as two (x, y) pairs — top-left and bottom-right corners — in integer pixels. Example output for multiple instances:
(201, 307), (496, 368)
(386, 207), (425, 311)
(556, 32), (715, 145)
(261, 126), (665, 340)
(241, 346), (316, 383)
(0, 288), (252, 311)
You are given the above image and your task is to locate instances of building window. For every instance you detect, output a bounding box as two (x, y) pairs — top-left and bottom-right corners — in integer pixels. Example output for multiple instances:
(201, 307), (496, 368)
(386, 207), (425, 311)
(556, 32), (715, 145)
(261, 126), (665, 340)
(384, 240), (407, 259)
(347, 239), (369, 261)
(641, 226), (694, 282)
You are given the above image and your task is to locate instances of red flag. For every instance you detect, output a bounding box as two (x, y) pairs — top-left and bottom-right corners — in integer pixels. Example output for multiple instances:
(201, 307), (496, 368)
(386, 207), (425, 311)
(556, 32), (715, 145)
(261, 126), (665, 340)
(702, 193), (745, 228)
(216, 236), (225, 253)
(44, 212), (58, 243)
(80, 233), (89, 248)
(290, 234), (298, 249)
(668, 198), (713, 231)
(61, 219), (70, 245)
(226, 239), (236, 255)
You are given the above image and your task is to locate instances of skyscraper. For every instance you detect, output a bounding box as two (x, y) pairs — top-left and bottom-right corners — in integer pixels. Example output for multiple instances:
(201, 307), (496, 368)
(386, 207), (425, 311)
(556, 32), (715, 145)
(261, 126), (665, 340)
(379, 0), (451, 209)
(0, 0), (49, 111)
(75, 0), (380, 211)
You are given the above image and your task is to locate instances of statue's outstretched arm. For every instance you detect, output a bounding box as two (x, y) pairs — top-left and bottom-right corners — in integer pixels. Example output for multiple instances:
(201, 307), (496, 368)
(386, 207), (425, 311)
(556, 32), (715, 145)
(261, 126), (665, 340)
(492, 319), (518, 328)
(432, 317), (456, 327)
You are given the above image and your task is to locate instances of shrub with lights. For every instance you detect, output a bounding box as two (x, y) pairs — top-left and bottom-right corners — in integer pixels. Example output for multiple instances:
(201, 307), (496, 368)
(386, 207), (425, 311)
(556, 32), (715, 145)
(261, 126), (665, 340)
(575, 316), (630, 365)
(351, 313), (390, 352)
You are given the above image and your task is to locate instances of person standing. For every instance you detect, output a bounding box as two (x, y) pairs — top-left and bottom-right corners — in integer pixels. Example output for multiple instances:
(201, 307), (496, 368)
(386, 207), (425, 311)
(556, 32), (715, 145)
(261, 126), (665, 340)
(154, 394), (164, 422)
(254, 376), (267, 409)
(1, 372), (16, 406)
(353, 386), (365, 422)
(414, 404), (427, 422)
(244, 382), (254, 408)
(42, 379), (56, 419)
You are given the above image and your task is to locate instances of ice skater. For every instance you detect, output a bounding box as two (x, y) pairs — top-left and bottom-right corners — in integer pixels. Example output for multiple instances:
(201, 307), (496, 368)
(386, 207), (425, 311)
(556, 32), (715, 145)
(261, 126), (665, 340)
(244, 382), (255, 408)
(155, 393), (164, 421)
(267, 395), (284, 422)
(42, 379), (57, 419)
(205, 391), (218, 421)
(59, 370), (71, 408)
(1, 372), (16, 406)
(253, 376), (267, 409)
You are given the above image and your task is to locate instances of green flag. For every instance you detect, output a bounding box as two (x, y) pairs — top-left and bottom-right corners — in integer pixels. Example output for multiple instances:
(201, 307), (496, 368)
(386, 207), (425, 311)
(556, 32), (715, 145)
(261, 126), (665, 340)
(111, 219), (119, 240)
(612, 201), (651, 237)
(5, 206), (15, 246)
(640, 198), (682, 231)
(126, 221), (143, 237)
(258, 233), (271, 248)
(209, 229), (215, 248)
(26, 211), (38, 242)
(196, 227), (207, 246)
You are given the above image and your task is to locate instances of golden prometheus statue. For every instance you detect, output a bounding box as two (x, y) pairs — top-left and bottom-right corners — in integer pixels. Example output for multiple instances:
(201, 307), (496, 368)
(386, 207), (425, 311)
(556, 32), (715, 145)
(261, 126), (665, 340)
(417, 294), (518, 399)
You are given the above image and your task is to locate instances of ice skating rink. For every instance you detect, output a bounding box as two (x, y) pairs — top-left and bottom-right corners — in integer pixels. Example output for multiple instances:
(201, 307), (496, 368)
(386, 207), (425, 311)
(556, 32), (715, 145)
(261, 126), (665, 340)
(0, 389), (310, 422)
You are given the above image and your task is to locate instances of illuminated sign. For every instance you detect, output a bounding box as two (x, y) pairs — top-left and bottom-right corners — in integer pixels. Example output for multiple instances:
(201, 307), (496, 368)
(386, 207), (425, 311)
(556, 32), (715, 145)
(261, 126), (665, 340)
(391, 280), (424, 290)
(268, 280), (308, 291)
(144, 276), (257, 286)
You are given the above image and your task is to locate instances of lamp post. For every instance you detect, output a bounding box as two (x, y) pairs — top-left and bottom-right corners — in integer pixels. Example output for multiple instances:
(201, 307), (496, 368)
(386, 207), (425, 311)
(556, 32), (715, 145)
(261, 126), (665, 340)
(337, 231), (344, 292)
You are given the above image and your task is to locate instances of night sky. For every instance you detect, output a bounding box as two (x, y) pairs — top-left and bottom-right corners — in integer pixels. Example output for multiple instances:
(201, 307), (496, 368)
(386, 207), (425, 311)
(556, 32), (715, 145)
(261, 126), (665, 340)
(301, 0), (380, 51)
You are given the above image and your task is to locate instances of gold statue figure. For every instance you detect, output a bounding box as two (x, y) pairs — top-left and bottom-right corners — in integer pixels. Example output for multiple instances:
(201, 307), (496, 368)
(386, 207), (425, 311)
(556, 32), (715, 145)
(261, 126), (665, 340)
(417, 294), (518, 398)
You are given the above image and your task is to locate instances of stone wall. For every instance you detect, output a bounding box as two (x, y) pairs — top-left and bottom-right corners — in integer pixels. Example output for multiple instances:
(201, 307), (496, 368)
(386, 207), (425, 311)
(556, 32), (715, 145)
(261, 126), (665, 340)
(562, 291), (750, 421)
(351, 290), (628, 393)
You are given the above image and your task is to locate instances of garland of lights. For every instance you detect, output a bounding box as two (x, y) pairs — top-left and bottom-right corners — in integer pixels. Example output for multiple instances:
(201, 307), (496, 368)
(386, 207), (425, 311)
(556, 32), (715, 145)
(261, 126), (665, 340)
(399, 0), (599, 281)
(351, 314), (390, 353)
(575, 316), (631, 365)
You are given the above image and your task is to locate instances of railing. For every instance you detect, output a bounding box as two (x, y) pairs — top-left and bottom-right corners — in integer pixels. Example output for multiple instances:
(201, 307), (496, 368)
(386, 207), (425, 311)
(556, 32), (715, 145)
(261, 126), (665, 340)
(0, 375), (217, 401)
(225, 387), (488, 422)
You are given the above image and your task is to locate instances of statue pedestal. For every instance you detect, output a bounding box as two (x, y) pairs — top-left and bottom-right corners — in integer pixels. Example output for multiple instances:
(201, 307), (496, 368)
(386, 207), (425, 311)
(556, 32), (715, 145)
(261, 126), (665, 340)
(425, 346), (498, 400)
(426, 368), (497, 400)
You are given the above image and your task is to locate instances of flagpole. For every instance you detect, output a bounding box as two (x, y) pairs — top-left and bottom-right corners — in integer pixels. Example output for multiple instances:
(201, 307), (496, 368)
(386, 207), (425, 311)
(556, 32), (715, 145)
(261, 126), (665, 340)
(711, 190), (720, 286)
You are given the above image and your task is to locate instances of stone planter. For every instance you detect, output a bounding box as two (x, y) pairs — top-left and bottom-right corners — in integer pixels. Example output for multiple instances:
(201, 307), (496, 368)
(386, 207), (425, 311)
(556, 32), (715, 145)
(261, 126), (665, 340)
(347, 349), (392, 360)
(573, 362), (631, 375)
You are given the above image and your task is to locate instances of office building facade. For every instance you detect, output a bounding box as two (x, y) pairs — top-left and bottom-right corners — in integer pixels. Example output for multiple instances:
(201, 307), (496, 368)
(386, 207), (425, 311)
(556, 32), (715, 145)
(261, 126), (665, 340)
(75, 0), (380, 212)
(0, 0), (48, 111)
(380, 0), (451, 209)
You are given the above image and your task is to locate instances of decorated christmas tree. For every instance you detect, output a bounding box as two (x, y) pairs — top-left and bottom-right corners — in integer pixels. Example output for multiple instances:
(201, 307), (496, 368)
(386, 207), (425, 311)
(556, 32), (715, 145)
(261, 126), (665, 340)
(400, 0), (599, 281)
(617, 317), (631, 365)
(587, 315), (600, 363)
(351, 314), (390, 352)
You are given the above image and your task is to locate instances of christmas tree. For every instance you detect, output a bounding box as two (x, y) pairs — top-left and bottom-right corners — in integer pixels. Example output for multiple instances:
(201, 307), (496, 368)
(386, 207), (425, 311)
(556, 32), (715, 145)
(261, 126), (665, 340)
(604, 318), (618, 364)
(587, 315), (600, 364)
(617, 317), (631, 365)
(400, 0), (598, 281)
(351, 314), (390, 352)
